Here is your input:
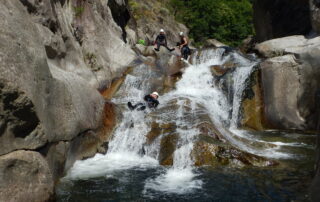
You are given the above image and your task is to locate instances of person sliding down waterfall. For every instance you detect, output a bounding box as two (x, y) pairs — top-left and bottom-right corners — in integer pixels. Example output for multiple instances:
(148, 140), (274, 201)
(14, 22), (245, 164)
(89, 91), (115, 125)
(154, 29), (175, 52)
(177, 32), (191, 61)
(128, 92), (160, 111)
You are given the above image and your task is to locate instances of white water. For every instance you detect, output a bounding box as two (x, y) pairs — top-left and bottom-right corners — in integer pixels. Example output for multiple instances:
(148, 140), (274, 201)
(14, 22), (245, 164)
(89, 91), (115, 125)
(65, 48), (304, 195)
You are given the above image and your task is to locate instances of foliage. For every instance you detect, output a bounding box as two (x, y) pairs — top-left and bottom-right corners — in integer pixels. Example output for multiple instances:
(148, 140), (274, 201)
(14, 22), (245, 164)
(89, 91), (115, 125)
(138, 39), (146, 46)
(168, 0), (254, 47)
(73, 6), (84, 17)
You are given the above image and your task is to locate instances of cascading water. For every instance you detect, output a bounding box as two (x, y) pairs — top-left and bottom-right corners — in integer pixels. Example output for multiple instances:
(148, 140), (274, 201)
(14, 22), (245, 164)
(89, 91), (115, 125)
(58, 48), (315, 201)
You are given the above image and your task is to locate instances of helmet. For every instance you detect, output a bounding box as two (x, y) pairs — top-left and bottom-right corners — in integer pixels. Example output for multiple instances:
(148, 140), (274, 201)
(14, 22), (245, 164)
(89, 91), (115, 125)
(160, 29), (165, 33)
(179, 32), (184, 36)
(152, 92), (159, 97)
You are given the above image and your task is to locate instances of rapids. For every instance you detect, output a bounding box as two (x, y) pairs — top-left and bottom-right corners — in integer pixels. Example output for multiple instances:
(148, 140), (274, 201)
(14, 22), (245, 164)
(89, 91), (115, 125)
(56, 48), (315, 201)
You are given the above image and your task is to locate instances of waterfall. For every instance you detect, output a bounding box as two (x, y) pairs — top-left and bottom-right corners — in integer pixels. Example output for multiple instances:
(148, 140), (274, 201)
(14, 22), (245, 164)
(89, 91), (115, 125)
(65, 47), (297, 193)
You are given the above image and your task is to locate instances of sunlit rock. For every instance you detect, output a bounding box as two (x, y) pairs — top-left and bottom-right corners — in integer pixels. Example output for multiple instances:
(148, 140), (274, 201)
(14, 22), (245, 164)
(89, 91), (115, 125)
(0, 151), (54, 202)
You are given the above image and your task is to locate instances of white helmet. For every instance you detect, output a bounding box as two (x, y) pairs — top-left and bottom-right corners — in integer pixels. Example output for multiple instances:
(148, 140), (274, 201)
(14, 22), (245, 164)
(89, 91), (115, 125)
(160, 29), (165, 33)
(179, 32), (184, 36)
(152, 92), (159, 97)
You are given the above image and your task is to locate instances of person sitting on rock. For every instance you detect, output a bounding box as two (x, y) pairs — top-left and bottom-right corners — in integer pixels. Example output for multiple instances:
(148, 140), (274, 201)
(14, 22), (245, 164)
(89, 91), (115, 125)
(128, 92), (160, 111)
(154, 29), (175, 52)
(177, 32), (191, 60)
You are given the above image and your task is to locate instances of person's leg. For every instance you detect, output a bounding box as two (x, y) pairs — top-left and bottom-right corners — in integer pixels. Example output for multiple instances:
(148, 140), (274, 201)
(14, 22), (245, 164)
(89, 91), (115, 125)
(154, 42), (160, 51)
(163, 43), (175, 51)
(137, 105), (146, 111)
(128, 102), (144, 110)
(180, 47), (187, 60)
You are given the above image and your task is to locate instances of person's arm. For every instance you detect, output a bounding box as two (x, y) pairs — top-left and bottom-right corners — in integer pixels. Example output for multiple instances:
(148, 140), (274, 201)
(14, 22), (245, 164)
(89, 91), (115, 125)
(144, 95), (152, 102)
(154, 100), (159, 108)
(180, 37), (188, 49)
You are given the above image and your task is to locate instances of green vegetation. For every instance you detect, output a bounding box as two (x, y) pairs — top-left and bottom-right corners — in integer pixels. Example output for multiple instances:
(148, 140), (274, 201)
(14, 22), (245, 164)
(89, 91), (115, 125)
(168, 0), (254, 47)
(138, 39), (146, 46)
(73, 6), (84, 17)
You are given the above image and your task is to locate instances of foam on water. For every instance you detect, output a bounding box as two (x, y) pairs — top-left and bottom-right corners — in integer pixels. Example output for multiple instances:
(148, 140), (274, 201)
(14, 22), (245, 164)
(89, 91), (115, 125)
(144, 168), (203, 195)
(66, 152), (158, 180)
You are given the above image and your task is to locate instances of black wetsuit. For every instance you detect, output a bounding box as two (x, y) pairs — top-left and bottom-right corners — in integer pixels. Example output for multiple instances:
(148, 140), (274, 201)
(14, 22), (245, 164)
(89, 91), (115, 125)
(128, 95), (159, 111)
(155, 34), (174, 51)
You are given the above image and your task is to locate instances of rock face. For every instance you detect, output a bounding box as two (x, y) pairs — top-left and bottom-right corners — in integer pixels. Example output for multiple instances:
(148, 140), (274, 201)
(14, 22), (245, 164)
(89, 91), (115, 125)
(255, 35), (320, 58)
(310, 0), (320, 34)
(127, 0), (188, 46)
(0, 0), (138, 199)
(0, 151), (54, 202)
(252, 35), (320, 130)
(253, 0), (312, 42)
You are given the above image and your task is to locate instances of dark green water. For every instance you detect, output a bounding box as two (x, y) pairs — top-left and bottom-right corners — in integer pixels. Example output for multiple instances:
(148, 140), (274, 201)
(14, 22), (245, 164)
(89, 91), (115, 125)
(56, 157), (314, 202)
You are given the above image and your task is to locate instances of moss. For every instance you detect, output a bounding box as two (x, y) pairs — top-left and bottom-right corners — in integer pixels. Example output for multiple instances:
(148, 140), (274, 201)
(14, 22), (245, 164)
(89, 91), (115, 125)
(73, 6), (84, 17)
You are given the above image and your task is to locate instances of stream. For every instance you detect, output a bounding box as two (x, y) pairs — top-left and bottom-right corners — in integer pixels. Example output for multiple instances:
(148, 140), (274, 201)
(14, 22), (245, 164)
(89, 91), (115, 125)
(56, 48), (315, 201)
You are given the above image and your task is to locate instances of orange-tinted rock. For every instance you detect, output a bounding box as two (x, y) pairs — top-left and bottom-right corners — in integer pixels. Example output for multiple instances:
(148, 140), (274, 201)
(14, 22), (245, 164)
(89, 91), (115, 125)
(210, 62), (236, 77)
(146, 122), (177, 145)
(101, 67), (133, 99)
(159, 134), (178, 166)
(192, 141), (278, 167)
(241, 70), (265, 130)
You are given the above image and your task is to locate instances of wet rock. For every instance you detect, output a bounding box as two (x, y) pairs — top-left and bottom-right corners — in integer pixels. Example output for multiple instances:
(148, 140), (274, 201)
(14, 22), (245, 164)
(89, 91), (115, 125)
(241, 70), (265, 130)
(196, 122), (224, 142)
(192, 141), (277, 167)
(210, 62), (236, 77)
(0, 150), (54, 202)
(159, 134), (179, 166)
(239, 35), (255, 54)
(146, 122), (177, 145)
(253, 0), (312, 42)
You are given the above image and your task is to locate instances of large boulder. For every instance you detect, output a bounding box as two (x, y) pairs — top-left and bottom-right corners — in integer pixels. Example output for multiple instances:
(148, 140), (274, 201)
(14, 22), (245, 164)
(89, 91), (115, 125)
(255, 35), (320, 58)
(310, 0), (320, 34)
(260, 48), (320, 130)
(253, 35), (320, 131)
(0, 0), (105, 145)
(0, 151), (54, 202)
(253, 0), (312, 42)
(0, 0), (122, 197)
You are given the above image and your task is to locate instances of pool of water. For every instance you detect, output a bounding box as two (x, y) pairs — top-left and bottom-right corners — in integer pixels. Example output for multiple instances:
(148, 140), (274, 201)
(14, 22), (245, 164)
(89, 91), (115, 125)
(56, 160), (313, 202)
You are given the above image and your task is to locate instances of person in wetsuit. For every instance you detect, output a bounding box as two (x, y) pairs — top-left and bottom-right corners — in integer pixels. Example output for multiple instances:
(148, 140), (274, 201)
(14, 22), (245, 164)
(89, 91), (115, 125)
(177, 32), (190, 60)
(154, 29), (175, 52)
(128, 92), (160, 111)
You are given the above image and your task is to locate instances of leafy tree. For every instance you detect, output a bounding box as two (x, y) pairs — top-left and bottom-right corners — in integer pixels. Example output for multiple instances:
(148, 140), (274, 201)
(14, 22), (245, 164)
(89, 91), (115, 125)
(168, 0), (254, 47)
